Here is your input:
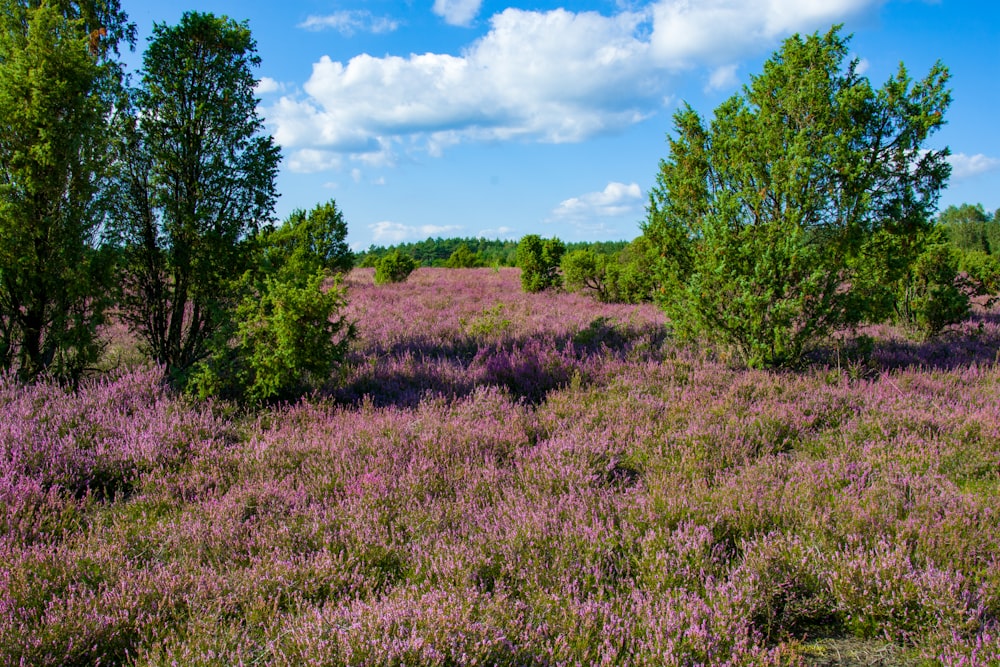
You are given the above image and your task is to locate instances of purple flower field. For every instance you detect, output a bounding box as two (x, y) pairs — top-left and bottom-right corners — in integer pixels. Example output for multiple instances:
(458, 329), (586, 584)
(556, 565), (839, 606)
(3, 267), (1000, 666)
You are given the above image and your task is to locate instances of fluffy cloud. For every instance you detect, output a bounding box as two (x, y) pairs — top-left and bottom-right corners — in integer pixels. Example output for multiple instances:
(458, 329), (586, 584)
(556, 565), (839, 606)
(264, 1), (887, 169)
(948, 153), (1000, 180)
(254, 77), (284, 95)
(298, 11), (399, 36)
(552, 182), (644, 222)
(286, 149), (341, 174)
(267, 8), (655, 154)
(705, 64), (739, 92)
(433, 0), (483, 26)
(650, 0), (880, 67)
(369, 221), (463, 244)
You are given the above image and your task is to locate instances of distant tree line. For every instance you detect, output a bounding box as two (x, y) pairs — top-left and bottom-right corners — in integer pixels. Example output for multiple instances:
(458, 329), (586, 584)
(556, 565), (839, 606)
(356, 237), (627, 269)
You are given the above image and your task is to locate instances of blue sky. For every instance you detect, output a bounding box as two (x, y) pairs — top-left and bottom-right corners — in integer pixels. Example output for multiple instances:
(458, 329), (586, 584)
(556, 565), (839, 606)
(123, 1), (1000, 250)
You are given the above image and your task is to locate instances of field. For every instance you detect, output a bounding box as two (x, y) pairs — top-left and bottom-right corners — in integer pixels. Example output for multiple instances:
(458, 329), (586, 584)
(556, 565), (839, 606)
(3, 267), (1000, 666)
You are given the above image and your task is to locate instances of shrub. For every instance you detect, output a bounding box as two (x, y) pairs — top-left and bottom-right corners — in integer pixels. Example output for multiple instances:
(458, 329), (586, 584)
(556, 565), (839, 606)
(445, 243), (485, 268)
(517, 234), (564, 293)
(895, 230), (970, 337)
(374, 250), (417, 284)
(189, 271), (353, 402)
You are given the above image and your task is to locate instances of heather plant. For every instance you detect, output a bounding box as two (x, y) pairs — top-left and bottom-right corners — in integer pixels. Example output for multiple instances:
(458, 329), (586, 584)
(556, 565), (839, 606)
(3, 267), (1000, 665)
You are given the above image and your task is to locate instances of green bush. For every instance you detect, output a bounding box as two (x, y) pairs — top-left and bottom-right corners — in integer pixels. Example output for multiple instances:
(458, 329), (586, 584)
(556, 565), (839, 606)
(260, 199), (353, 276)
(561, 249), (607, 297)
(445, 243), (485, 268)
(517, 235), (564, 293)
(644, 27), (950, 367)
(374, 250), (417, 284)
(895, 231), (969, 337)
(189, 271), (353, 402)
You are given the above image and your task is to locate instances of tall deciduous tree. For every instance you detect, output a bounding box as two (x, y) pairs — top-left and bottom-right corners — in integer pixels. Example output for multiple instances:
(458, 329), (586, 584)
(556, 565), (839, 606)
(0, 0), (128, 382)
(114, 11), (279, 381)
(645, 26), (951, 367)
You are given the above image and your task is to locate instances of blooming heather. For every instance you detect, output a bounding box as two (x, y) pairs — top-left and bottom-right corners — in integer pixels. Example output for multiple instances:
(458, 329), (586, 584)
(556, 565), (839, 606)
(1, 267), (999, 665)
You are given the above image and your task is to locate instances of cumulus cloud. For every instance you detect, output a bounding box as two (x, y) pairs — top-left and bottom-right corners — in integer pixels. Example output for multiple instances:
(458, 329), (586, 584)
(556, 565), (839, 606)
(264, 0), (887, 170)
(705, 64), (739, 92)
(298, 11), (399, 35)
(265, 8), (656, 157)
(254, 77), (284, 95)
(433, 0), (483, 26)
(286, 149), (342, 173)
(552, 182), (644, 221)
(948, 153), (1000, 180)
(650, 0), (880, 67)
(369, 221), (463, 243)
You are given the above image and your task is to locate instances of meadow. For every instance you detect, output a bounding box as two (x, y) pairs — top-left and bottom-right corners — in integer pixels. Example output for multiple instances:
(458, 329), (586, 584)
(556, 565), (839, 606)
(2, 267), (1000, 666)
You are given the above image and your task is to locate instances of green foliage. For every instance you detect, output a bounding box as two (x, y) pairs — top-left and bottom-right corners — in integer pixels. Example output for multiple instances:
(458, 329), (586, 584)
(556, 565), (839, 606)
(895, 229), (969, 337)
(938, 203), (1000, 255)
(645, 26), (951, 368)
(261, 200), (353, 277)
(0, 0), (119, 382)
(189, 201), (356, 403)
(518, 235), (565, 293)
(374, 250), (417, 284)
(189, 271), (353, 403)
(563, 237), (658, 304)
(445, 243), (485, 268)
(460, 302), (512, 339)
(605, 236), (658, 304)
(958, 250), (1000, 297)
(113, 11), (280, 381)
(356, 236), (626, 269)
(561, 249), (607, 296)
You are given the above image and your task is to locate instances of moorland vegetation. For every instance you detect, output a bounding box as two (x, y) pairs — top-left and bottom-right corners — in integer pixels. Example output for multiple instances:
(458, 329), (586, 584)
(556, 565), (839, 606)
(1, 1), (1000, 664)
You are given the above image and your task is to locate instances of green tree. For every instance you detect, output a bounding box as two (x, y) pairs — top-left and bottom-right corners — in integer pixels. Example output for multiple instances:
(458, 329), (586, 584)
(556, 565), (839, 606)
(113, 11), (280, 382)
(562, 249), (608, 297)
(261, 199), (353, 277)
(189, 199), (355, 403)
(445, 243), (484, 268)
(894, 228), (968, 337)
(0, 0), (125, 381)
(374, 250), (417, 284)
(645, 26), (950, 367)
(517, 234), (564, 293)
(938, 203), (996, 254)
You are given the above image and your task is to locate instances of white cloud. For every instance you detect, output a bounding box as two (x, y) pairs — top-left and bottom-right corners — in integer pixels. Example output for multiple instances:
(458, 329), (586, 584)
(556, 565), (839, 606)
(255, 77), (284, 95)
(705, 64), (739, 92)
(854, 56), (871, 75)
(552, 182), (644, 221)
(948, 153), (1000, 180)
(298, 11), (399, 35)
(264, 1), (887, 170)
(433, 0), (483, 27)
(266, 7), (657, 159)
(369, 221), (463, 243)
(650, 0), (881, 67)
(286, 149), (341, 174)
